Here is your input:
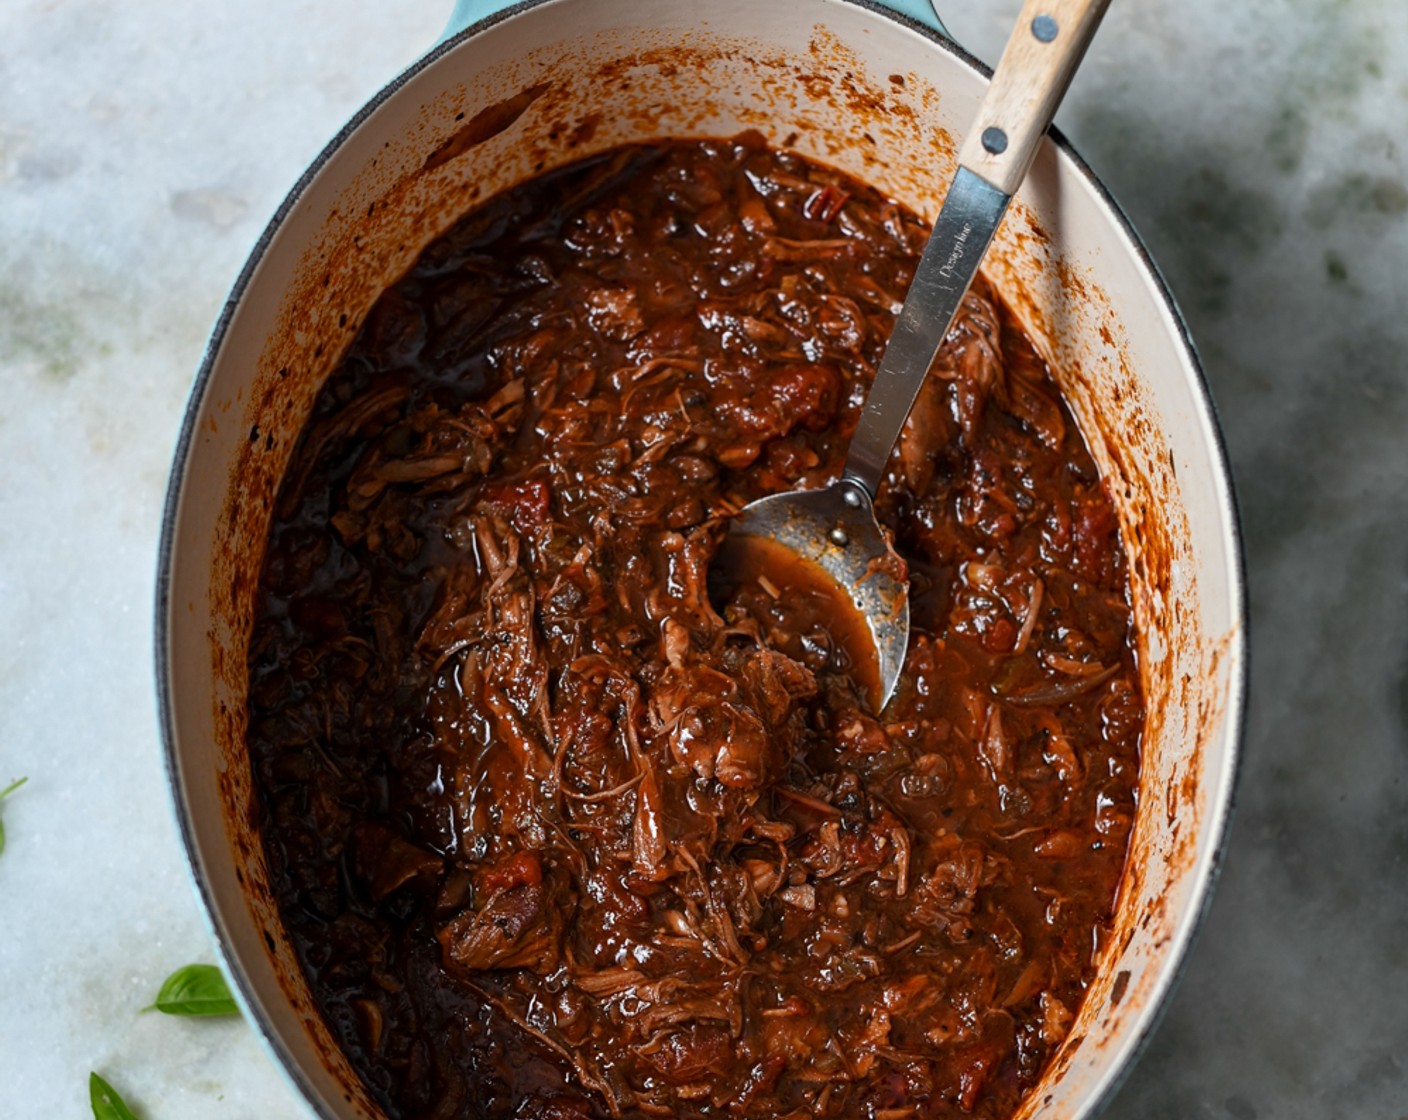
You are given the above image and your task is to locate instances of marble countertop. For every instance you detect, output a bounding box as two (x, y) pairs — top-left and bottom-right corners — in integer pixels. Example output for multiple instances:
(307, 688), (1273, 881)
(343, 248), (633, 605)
(2, 0), (1404, 1116)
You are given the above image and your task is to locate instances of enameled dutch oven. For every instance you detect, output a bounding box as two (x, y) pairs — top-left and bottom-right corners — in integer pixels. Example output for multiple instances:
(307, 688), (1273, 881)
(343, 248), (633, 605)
(158, 2), (1246, 1117)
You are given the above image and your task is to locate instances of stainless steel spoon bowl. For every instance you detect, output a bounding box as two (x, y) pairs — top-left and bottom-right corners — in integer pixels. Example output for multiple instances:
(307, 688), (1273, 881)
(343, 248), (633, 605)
(727, 0), (1111, 710)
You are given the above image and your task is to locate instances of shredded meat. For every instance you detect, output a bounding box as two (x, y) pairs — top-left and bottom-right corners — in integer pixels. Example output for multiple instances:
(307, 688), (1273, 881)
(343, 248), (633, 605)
(439, 852), (566, 974)
(248, 134), (1143, 1120)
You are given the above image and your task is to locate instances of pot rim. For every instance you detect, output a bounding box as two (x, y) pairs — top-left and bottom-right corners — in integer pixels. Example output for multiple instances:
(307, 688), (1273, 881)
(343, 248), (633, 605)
(156, 2), (1248, 1116)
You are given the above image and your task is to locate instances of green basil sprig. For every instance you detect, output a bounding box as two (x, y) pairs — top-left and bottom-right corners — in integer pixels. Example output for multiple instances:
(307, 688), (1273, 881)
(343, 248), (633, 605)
(146, 963), (240, 1017)
(90, 1072), (141, 1120)
(0, 776), (27, 856)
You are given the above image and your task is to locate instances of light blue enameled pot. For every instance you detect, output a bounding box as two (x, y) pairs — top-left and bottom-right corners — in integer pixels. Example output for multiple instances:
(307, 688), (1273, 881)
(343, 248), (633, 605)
(158, 3), (1245, 1117)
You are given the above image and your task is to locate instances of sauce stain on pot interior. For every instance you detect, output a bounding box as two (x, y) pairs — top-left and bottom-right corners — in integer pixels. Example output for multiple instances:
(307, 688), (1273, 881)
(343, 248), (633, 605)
(424, 82), (552, 171)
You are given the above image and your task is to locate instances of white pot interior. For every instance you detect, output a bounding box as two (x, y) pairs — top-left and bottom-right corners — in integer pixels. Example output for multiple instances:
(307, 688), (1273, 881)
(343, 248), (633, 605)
(161, 1), (1245, 1116)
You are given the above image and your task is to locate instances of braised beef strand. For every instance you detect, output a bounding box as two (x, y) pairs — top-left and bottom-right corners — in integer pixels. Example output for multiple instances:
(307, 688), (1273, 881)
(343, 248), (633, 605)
(248, 133), (1142, 1120)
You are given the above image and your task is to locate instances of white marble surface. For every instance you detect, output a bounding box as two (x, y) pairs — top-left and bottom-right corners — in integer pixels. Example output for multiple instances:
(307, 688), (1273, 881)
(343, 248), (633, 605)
(2, 1), (1405, 1117)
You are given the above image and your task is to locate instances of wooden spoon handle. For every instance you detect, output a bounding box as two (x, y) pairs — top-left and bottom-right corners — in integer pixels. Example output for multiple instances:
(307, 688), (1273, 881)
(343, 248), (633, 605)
(956, 0), (1112, 196)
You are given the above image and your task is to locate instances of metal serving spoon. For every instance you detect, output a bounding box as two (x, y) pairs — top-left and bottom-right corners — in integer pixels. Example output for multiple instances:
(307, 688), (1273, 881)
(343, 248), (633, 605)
(726, 0), (1111, 711)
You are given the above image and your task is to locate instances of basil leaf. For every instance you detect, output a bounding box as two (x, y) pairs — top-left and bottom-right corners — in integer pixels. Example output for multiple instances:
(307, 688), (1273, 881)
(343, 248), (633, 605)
(0, 776), (25, 856)
(146, 963), (240, 1017)
(90, 1072), (141, 1120)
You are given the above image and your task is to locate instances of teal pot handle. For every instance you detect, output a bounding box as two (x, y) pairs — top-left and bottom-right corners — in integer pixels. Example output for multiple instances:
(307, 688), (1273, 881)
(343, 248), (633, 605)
(440, 0), (500, 40)
(441, 0), (950, 45)
(868, 0), (949, 37)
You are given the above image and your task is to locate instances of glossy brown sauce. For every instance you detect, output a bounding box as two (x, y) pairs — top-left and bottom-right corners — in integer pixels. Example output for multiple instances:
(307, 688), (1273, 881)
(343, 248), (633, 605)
(711, 533), (883, 709)
(247, 134), (1142, 1120)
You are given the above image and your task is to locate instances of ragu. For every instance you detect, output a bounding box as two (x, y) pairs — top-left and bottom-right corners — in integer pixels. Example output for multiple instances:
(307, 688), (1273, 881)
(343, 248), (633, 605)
(247, 133), (1142, 1120)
